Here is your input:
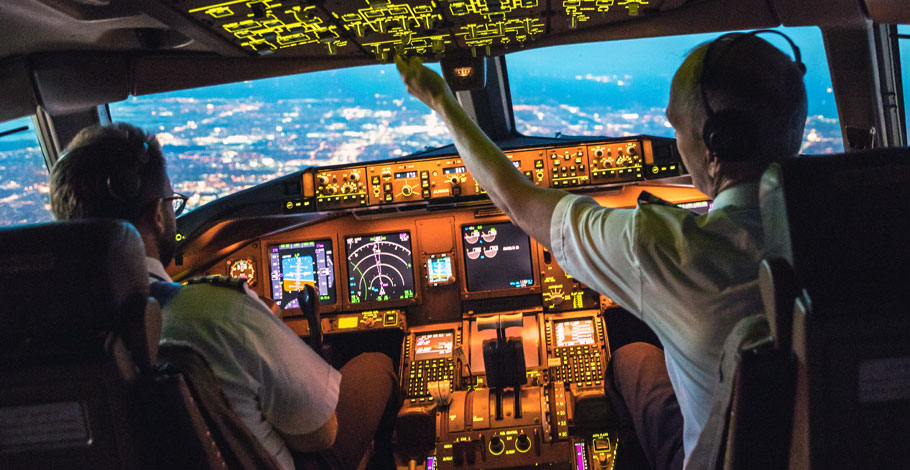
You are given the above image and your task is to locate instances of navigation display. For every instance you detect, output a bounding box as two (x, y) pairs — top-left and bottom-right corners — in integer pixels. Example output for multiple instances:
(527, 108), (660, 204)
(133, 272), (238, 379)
(268, 239), (335, 308)
(346, 232), (415, 303)
(468, 315), (540, 374)
(414, 331), (454, 360)
(462, 222), (534, 292)
(554, 319), (596, 347)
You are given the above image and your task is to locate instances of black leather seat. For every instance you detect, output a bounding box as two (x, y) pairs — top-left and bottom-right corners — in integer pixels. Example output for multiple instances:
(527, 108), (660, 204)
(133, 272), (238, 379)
(760, 149), (910, 469)
(688, 148), (910, 470)
(0, 219), (279, 470)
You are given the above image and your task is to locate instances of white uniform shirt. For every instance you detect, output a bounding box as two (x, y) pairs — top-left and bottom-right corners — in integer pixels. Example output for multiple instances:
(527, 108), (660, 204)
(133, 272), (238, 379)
(148, 258), (342, 470)
(549, 183), (764, 460)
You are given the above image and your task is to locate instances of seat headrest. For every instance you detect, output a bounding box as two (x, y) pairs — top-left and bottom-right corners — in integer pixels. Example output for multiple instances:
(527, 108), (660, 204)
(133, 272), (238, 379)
(760, 148), (910, 312)
(0, 219), (149, 353)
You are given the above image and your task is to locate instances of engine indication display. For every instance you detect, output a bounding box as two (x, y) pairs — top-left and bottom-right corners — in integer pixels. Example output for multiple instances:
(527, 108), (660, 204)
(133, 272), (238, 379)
(462, 222), (534, 292)
(346, 232), (416, 304)
(269, 240), (336, 308)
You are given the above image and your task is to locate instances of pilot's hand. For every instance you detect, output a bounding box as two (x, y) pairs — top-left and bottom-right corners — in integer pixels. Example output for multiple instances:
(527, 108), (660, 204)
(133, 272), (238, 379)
(395, 55), (456, 112)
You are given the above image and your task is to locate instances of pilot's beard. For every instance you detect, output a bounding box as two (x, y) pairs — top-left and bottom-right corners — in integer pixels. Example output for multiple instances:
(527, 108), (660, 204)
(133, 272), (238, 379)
(158, 229), (177, 267)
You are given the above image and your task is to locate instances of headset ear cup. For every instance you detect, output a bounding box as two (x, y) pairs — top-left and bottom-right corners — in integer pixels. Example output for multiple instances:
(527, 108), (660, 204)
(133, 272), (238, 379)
(702, 110), (756, 162)
(107, 171), (142, 201)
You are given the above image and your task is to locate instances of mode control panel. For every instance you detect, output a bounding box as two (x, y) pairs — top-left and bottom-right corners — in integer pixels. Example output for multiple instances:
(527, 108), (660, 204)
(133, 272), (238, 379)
(589, 141), (643, 184)
(548, 146), (590, 188)
(315, 167), (368, 209)
(310, 136), (680, 211)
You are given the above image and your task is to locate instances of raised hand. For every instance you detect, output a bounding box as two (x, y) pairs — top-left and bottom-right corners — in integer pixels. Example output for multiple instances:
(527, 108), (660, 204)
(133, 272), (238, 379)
(394, 55), (456, 112)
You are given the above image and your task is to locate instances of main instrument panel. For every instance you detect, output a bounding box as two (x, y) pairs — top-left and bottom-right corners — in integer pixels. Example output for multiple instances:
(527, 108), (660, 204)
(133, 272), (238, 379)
(208, 136), (704, 470)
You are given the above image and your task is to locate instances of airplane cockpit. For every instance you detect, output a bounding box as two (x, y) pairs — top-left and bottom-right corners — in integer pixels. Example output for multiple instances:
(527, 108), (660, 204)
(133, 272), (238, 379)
(1, 1), (909, 470)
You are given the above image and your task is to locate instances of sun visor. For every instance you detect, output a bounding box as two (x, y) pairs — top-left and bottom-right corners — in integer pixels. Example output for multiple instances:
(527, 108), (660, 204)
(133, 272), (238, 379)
(30, 53), (130, 116)
(0, 58), (38, 123)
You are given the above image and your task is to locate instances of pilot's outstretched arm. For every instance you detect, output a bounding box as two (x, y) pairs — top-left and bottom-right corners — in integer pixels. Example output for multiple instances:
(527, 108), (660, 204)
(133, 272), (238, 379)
(395, 55), (567, 249)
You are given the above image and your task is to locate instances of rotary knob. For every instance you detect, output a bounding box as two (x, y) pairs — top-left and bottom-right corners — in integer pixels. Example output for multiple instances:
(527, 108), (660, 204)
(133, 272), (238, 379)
(401, 185), (413, 197)
(317, 174), (330, 186)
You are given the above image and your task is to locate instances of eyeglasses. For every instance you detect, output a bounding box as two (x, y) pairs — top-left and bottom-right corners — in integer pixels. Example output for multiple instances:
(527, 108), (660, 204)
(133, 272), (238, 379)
(161, 193), (189, 216)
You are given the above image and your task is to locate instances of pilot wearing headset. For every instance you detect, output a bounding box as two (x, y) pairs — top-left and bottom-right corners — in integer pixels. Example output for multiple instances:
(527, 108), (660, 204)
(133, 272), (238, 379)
(397, 31), (807, 470)
(49, 123), (399, 470)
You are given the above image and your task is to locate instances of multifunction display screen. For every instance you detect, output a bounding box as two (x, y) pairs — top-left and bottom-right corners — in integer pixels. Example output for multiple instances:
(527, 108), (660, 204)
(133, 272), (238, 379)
(269, 239), (335, 308)
(462, 222), (534, 292)
(346, 232), (415, 303)
(554, 319), (596, 348)
(414, 331), (454, 360)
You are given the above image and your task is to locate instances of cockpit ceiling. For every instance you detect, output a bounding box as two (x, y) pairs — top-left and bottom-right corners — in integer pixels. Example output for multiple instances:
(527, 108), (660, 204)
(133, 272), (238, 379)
(177, 0), (673, 59)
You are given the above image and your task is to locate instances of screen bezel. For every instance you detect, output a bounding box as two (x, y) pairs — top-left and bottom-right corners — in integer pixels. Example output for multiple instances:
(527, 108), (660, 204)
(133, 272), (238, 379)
(343, 230), (419, 309)
(267, 238), (337, 311)
(553, 318), (597, 348)
(459, 221), (540, 300)
(413, 330), (455, 361)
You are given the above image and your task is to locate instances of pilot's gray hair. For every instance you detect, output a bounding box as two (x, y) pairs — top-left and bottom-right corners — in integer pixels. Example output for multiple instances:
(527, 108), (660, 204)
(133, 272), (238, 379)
(671, 34), (808, 163)
(50, 123), (167, 224)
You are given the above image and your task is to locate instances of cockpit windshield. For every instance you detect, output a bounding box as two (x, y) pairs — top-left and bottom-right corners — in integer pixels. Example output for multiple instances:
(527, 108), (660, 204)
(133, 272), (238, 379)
(108, 27), (842, 216)
(509, 26), (841, 152)
(109, 63), (452, 214)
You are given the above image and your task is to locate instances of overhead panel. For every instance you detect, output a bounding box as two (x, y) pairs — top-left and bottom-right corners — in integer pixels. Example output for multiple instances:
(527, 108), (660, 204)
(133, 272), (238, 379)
(180, 0), (660, 60)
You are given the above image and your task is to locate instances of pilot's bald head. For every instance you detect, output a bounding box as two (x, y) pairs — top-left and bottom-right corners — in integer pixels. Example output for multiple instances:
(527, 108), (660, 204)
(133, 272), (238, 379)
(669, 33), (808, 164)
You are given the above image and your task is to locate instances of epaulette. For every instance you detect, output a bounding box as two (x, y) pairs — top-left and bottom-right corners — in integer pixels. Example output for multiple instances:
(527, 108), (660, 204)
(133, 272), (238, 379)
(186, 275), (248, 292)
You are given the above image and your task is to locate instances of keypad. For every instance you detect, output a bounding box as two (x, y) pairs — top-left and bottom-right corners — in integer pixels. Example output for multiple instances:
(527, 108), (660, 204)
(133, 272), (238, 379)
(407, 357), (455, 401)
(553, 345), (603, 387)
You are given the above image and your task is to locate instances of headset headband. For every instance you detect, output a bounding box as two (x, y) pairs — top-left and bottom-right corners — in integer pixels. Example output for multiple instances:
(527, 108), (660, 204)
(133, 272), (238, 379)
(700, 29), (806, 122)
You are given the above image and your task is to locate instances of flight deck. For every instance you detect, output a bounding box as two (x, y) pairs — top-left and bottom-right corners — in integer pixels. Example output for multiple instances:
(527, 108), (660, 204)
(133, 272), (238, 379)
(192, 135), (706, 470)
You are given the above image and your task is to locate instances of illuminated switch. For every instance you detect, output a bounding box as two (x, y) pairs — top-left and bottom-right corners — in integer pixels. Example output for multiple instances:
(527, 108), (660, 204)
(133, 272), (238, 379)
(535, 159), (544, 169)
(422, 189), (431, 198)
(384, 194), (393, 202)
(371, 176), (380, 185)
(383, 183), (393, 192)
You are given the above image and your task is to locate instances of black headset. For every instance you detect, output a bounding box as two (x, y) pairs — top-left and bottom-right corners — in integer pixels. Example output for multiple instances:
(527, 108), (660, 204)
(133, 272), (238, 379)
(699, 29), (805, 162)
(59, 139), (152, 206)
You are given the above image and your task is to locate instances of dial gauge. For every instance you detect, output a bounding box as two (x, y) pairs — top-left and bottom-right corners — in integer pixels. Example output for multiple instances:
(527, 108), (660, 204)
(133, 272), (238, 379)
(229, 258), (256, 286)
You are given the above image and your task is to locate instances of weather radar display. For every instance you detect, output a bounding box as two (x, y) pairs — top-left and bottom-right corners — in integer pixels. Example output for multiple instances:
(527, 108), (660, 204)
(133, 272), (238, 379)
(346, 232), (415, 303)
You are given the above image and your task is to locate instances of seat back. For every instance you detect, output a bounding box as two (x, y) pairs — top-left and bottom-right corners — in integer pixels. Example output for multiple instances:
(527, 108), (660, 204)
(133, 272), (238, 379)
(760, 149), (910, 469)
(0, 219), (160, 469)
(0, 219), (245, 470)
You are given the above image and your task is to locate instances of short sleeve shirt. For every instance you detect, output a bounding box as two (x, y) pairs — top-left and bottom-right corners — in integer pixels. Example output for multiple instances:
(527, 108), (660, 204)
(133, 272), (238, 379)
(148, 259), (342, 470)
(548, 183), (765, 459)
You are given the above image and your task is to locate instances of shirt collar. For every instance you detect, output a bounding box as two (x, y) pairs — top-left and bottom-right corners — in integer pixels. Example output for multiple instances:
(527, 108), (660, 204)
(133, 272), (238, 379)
(146, 257), (174, 283)
(711, 181), (760, 211)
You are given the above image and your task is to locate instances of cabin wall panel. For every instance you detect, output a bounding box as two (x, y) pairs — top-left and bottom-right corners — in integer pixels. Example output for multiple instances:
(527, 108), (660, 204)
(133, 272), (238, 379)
(0, 57), (38, 122)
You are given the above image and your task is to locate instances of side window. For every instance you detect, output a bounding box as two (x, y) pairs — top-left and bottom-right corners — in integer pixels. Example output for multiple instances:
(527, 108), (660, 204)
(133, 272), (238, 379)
(898, 25), (909, 143)
(0, 117), (52, 225)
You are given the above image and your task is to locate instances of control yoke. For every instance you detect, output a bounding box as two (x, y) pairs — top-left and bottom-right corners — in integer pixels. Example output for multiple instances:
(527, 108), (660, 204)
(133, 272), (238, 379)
(477, 313), (527, 420)
(294, 284), (325, 359)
